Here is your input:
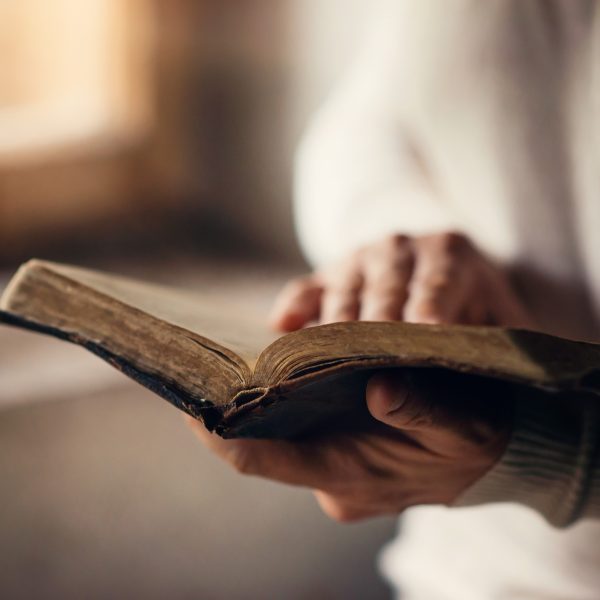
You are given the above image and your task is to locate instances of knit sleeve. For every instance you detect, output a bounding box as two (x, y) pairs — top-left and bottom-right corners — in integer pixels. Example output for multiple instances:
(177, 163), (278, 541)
(455, 390), (600, 527)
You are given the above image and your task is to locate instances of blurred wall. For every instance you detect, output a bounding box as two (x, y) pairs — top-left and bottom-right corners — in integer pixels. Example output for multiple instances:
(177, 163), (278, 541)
(176, 0), (375, 260)
(0, 0), (375, 263)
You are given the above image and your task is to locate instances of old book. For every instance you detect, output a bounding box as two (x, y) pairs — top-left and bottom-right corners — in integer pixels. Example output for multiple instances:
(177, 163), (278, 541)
(1, 260), (600, 438)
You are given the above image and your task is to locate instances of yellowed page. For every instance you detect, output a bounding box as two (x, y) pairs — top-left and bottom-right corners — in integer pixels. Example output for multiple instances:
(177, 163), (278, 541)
(26, 261), (278, 369)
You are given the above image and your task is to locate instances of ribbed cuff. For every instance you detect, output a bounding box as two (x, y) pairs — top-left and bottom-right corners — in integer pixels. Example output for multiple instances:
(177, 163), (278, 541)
(455, 390), (600, 527)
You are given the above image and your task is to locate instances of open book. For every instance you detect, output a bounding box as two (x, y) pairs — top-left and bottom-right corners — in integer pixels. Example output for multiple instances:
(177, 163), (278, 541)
(1, 260), (600, 438)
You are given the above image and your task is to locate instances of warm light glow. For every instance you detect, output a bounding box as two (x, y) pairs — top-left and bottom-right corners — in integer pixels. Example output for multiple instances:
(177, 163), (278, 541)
(0, 0), (153, 161)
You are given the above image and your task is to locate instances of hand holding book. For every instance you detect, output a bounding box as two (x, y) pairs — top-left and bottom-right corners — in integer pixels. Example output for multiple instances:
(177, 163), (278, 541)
(189, 368), (512, 521)
(1, 249), (599, 523)
(188, 232), (600, 525)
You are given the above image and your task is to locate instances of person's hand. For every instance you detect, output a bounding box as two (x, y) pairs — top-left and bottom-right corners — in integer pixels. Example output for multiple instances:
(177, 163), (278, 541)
(188, 231), (526, 521)
(270, 232), (534, 331)
(188, 369), (511, 521)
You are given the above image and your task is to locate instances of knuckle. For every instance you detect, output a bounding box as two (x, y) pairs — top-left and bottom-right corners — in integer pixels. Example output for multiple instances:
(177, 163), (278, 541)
(393, 399), (434, 429)
(437, 231), (470, 254)
(387, 253), (413, 276)
(401, 411), (434, 430)
(365, 261), (411, 291)
(367, 375), (404, 419)
(411, 264), (460, 300)
(382, 233), (411, 252)
(401, 390), (435, 428)
(327, 279), (362, 295)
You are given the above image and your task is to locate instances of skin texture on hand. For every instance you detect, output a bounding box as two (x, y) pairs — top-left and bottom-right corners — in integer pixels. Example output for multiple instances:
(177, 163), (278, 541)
(189, 232), (533, 521)
(188, 369), (511, 521)
(270, 232), (535, 331)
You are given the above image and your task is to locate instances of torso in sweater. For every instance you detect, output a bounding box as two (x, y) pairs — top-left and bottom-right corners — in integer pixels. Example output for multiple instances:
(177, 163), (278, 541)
(379, 3), (600, 598)
(389, 0), (600, 341)
(295, 1), (600, 598)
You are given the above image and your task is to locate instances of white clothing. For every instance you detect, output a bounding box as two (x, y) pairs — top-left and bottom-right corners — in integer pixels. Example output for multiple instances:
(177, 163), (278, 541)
(294, 1), (600, 598)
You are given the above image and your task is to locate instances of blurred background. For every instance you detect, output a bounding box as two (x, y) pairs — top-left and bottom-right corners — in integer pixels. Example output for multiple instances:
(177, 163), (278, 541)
(0, 1), (396, 598)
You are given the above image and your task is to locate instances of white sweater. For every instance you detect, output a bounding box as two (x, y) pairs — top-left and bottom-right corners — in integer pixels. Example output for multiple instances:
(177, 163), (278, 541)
(294, 1), (600, 598)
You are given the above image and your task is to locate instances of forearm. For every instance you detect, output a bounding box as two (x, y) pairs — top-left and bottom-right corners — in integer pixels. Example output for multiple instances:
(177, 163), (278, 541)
(457, 390), (600, 527)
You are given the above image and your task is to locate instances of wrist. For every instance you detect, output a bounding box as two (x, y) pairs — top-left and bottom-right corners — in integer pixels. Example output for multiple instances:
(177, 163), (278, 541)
(454, 388), (600, 527)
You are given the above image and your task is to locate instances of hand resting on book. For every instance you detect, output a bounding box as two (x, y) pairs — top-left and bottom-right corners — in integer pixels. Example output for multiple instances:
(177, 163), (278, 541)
(189, 232), (532, 520)
(270, 232), (534, 330)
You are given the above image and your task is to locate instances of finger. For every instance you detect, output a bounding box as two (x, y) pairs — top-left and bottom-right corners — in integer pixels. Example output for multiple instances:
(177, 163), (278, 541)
(367, 369), (514, 459)
(365, 371), (481, 455)
(186, 416), (332, 488)
(269, 275), (323, 332)
(320, 259), (363, 323)
(313, 491), (374, 523)
(403, 235), (469, 324)
(360, 235), (414, 321)
(366, 371), (435, 432)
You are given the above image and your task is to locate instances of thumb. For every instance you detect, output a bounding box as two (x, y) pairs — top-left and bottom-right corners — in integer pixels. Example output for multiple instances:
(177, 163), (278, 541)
(366, 371), (436, 432)
(365, 370), (485, 455)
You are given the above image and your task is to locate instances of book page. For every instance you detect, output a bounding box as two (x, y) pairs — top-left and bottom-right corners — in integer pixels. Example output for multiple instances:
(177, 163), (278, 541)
(256, 321), (600, 393)
(5, 261), (278, 369)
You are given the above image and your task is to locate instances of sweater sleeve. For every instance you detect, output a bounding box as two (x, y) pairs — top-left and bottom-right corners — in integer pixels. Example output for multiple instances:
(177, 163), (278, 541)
(456, 391), (600, 527)
(293, 3), (457, 268)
